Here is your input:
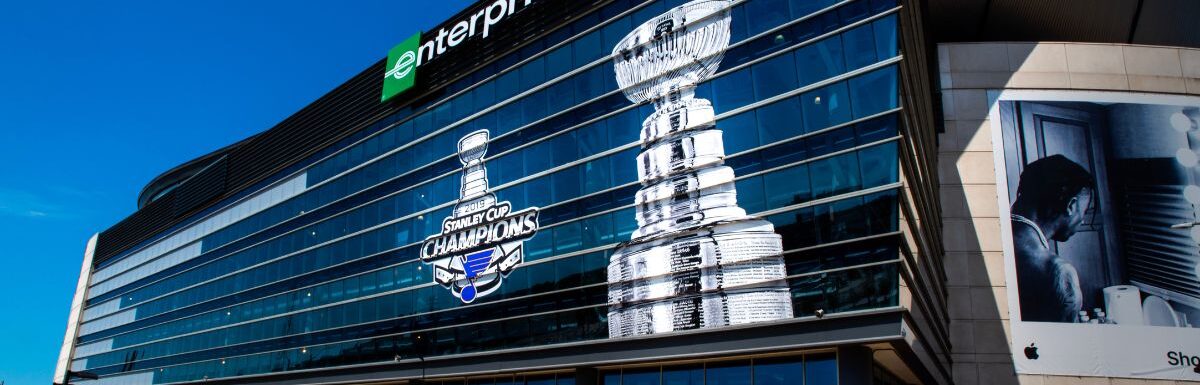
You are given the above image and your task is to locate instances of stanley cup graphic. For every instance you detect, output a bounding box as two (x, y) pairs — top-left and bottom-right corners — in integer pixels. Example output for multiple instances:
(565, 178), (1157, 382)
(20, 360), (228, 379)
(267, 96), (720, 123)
(607, 0), (794, 337)
(421, 129), (539, 304)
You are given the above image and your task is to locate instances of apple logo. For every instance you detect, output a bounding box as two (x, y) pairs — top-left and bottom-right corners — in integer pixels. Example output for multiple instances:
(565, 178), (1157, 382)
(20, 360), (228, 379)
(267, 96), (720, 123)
(1024, 343), (1039, 360)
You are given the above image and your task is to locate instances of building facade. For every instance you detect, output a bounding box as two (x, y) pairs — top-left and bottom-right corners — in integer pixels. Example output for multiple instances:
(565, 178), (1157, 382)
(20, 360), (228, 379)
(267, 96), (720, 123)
(53, 0), (1200, 385)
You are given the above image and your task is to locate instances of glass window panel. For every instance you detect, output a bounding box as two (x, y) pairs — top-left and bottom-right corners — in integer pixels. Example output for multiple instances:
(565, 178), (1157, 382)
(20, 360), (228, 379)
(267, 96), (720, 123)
(789, 0), (836, 18)
(750, 0), (794, 34)
(525, 228), (554, 261)
(552, 166), (582, 202)
(712, 69), (755, 114)
(735, 176), (767, 215)
(521, 57), (547, 89)
(607, 109), (640, 147)
(554, 220), (583, 255)
(623, 368), (661, 385)
(858, 142), (898, 188)
(705, 361), (751, 385)
(578, 121), (609, 157)
(764, 164), (810, 209)
(523, 90), (550, 128)
(547, 81), (576, 116)
(752, 54), (799, 101)
(804, 353), (837, 385)
(601, 16), (632, 52)
(794, 36), (845, 87)
(580, 212), (614, 249)
(809, 152), (861, 199)
(841, 23), (878, 70)
(583, 158), (613, 194)
(873, 15), (899, 59)
(662, 364), (703, 385)
(497, 71), (521, 101)
(848, 66), (898, 119)
(756, 97), (804, 145)
(573, 31), (603, 67)
(550, 131), (580, 165)
(720, 110), (759, 155)
(753, 357), (804, 385)
(800, 82), (852, 134)
(547, 45), (573, 78)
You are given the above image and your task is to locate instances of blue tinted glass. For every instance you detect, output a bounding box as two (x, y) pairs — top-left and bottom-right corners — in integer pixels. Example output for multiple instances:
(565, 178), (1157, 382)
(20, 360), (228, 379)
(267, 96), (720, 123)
(525, 143), (554, 174)
(753, 357), (804, 385)
(706, 361), (751, 385)
(497, 104), (523, 135)
(794, 36), (845, 87)
(804, 353), (838, 385)
(521, 57), (547, 89)
(614, 207), (637, 241)
(524, 90), (549, 125)
(858, 142), (898, 188)
(873, 15), (899, 59)
(607, 109), (640, 147)
(612, 148), (639, 185)
(756, 97), (803, 144)
(800, 82), (852, 134)
(578, 122), (610, 157)
(580, 213), (614, 249)
(497, 71), (521, 101)
(602, 372), (621, 385)
(720, 110), (758, 154)
(528, 175), (554, 208)
(475, 81), (497, 108)
(547, 80), (576, 113)
(525, 229), (554, 261)
(735, 176), (766, 215)
(729, 6), (747, 42)
(547, 45), (573, 78)
(810, 152), (860, 198)
(583, 158), (612, 194)
(752, 54), (799, 101)
(631, 1), (667, 25)
(841, 23), (878, 70)
(764, 165), (810, 209)
(789, 0), (836, 18)
(574, 31), (603, 67)
(848, 66), (898, 119)
(744, 0), (791, 36)
(549, 131), (579, 165)
(623, 368), (660, 385)
(552, 166), (582, 202)
(662, 365), (703, 385)
(576, 66), (607, 103)
(601, 16), (632, 53)
(712, 68), (755, 114)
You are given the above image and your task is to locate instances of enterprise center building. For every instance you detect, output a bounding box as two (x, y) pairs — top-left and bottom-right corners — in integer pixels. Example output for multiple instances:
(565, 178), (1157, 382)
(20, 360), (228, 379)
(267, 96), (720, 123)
(53, 0), (1200, 384)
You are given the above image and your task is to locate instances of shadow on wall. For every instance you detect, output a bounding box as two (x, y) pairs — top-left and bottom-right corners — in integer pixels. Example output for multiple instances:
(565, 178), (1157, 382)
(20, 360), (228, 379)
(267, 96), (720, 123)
(938, 44), (1080, 385)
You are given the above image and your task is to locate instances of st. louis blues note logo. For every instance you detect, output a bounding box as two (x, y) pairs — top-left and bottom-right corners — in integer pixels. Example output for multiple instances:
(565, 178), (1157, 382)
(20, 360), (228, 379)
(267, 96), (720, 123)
(420, 130), (540, 303)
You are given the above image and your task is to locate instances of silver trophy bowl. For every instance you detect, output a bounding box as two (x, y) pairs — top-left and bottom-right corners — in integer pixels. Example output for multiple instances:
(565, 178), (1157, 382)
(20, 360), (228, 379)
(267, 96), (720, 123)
(612, 0), (732, 104)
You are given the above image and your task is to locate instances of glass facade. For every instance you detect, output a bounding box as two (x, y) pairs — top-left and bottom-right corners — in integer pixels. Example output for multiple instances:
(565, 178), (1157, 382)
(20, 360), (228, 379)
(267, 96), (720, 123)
(72, 0), (904, 383)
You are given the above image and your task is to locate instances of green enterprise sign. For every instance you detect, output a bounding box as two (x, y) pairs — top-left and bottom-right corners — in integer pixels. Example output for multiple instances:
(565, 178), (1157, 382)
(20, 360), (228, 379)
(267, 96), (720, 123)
(382, 32), (420, 102)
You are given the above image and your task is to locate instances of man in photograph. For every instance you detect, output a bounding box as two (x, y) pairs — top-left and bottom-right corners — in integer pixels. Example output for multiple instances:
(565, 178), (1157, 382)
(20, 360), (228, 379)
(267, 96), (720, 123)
(1009, 154), (1095, 323)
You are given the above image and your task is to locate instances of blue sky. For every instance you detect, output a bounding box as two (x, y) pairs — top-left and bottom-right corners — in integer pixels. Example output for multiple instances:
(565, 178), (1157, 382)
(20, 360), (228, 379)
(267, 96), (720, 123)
(0, 0), (473, 383)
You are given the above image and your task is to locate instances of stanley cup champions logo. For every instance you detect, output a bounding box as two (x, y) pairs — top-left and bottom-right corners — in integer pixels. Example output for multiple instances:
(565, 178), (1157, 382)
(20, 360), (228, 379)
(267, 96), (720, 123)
(420, 130), (540, 303)
(607, 0), (794, 337)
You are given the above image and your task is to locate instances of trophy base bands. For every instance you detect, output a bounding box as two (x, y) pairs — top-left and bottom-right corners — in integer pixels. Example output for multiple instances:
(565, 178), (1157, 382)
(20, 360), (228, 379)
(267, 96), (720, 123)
(607, 288), (793, 337)
(609, 221), (786, 282)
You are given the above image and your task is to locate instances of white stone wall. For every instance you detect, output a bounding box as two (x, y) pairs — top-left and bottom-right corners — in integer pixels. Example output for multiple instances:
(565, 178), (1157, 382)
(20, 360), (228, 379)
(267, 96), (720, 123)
(937, 42), (1200, 385)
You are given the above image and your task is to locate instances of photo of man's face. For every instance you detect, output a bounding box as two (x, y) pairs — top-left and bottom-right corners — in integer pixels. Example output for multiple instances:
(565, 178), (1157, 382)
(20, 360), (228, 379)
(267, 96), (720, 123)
(1056, 187), (1092, 242)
